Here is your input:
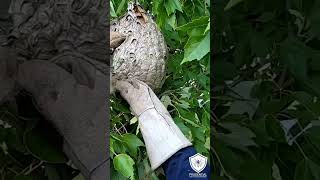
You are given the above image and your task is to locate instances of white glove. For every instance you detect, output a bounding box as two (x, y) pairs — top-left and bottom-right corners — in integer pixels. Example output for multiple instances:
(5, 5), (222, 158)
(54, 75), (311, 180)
(115, 79), (192, 170)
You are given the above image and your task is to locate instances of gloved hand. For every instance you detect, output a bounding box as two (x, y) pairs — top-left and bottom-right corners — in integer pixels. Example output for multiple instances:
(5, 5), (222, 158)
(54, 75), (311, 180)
(17, 57), (108, 180)
(115, 79), (192, 170)
(14, 32), (126, 180)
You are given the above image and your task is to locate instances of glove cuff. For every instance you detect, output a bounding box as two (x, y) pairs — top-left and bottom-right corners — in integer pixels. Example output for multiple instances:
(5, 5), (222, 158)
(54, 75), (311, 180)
(139, 108), (192, 170)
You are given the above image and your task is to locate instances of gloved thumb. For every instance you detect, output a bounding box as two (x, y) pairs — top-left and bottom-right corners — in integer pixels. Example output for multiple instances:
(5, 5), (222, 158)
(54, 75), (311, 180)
(114, 80), (133, 101)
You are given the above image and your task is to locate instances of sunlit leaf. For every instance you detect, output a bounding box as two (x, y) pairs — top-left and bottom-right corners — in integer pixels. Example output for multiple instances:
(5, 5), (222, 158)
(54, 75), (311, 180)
(181, 32), (210, 64)
(113, 154), (135, 180)
(121, 133), (144, 158)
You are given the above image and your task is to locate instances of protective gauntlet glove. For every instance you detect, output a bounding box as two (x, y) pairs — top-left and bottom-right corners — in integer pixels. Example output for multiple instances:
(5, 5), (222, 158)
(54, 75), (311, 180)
(17, 57), (109, 180)
(115, 79), (192, 170)
(1, 31), (125, 180)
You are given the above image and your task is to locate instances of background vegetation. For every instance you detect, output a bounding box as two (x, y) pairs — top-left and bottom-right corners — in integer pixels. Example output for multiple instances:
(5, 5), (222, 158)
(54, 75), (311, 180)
(213, 0), (320, 180)
(110, 0), (210, 179)
(0, 0), (210, 179)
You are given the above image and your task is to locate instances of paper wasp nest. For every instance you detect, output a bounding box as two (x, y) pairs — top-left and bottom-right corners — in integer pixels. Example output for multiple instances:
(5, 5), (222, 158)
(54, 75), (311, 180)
(111, 2), (167, 91)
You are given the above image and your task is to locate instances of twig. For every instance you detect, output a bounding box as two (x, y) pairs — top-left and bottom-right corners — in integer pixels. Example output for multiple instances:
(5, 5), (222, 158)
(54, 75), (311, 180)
(294, 141), (307, 159)
(7, 168), (18, 175)
(212, 146), (234, 180)
(24, 161), (44, 175)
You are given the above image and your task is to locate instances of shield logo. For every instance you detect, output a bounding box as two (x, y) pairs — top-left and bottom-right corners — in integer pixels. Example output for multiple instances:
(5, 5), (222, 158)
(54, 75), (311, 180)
(189, 153), (208, 173)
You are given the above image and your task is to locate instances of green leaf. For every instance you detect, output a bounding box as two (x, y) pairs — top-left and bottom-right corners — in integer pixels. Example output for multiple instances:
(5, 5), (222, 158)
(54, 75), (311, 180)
(280, 38), (309, 81)
(180, 117), (200, 128)
(272, 164), (283, 180)
(181, 32), (210, 64)
(213, 141), (243, 175)
(113, 154), (135, 180)
(180, 87), (192, 99)
(111, 134), (127, 154)
(265, 116), (286, 143)
(176, 16), (210, 32)
(306, 125), (320, 151)
(110, 137), (115, 156)
(190, 126), (206, 142)
(216, 123), (257, 155)
(121, 133), (144, 158)
(294, 159), (320, 180)
(224, 0), (244, 11)
(280, 39), (320, 97)
(250, 119), (272, 146)
(177, 100), (190, 109)
(130, 117), (138, 125)
(137, 158), (159, 180)
(5, 128), (26, 153)
(204, 137), (210, 150)
(110, 1), (117, 18)
(174, 118), (192, 139)
(164, 0), (183, 15)
(167, 14), (177, 29)
(204, 21), (210, 34)
(24, 128), (67, 163)
(193, 140), (208, 154)
(115, 0), (127, 15)
(111, 162), (127, 180)
(160, 95), (173, 109)
(225, 81), (260, 119)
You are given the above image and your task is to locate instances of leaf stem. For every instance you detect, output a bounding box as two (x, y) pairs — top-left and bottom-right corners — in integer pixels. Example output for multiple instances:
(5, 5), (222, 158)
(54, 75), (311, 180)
(24, 161), (44, 175)
(294, 141), (308, 159)
(212, 146), (234, 180)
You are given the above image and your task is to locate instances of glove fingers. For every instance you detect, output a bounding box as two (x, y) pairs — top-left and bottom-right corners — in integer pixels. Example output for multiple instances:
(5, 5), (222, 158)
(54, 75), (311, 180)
(115, 80), (134, 101)
(55, 56), (96, 89)
(128, 78), (142, 89)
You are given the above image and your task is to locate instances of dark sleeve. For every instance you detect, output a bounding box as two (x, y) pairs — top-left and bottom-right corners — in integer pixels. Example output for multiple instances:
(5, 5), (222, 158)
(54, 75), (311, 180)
(162, 146), (210, 180)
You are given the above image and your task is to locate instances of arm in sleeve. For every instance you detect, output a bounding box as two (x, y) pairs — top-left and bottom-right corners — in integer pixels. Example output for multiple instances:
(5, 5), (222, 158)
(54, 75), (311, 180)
(162, 146), (210, 180)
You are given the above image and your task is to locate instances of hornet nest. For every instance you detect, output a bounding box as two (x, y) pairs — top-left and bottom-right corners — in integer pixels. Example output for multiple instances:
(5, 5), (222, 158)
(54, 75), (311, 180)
(111, 2), (167, 92)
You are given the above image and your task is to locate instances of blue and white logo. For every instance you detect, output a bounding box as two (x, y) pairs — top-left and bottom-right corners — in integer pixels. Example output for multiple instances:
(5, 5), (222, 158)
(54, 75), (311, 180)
(189, 153), (207, 173)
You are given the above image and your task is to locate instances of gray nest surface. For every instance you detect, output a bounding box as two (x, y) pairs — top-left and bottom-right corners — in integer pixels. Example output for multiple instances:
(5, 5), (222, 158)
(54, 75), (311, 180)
(111, 2), (167, 91)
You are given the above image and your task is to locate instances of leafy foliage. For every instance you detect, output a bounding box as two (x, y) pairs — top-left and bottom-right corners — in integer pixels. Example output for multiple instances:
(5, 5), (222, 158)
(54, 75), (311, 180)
(110, 0), (210, 179)
(213, 0), (320, 179)
(0, 97), (78, 179)
(0, 0), (210, 179)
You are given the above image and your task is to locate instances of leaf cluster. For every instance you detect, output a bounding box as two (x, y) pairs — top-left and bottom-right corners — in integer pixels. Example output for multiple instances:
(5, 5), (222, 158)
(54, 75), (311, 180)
(213, 0), (320, 179)
(0, 94), (79, 180)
